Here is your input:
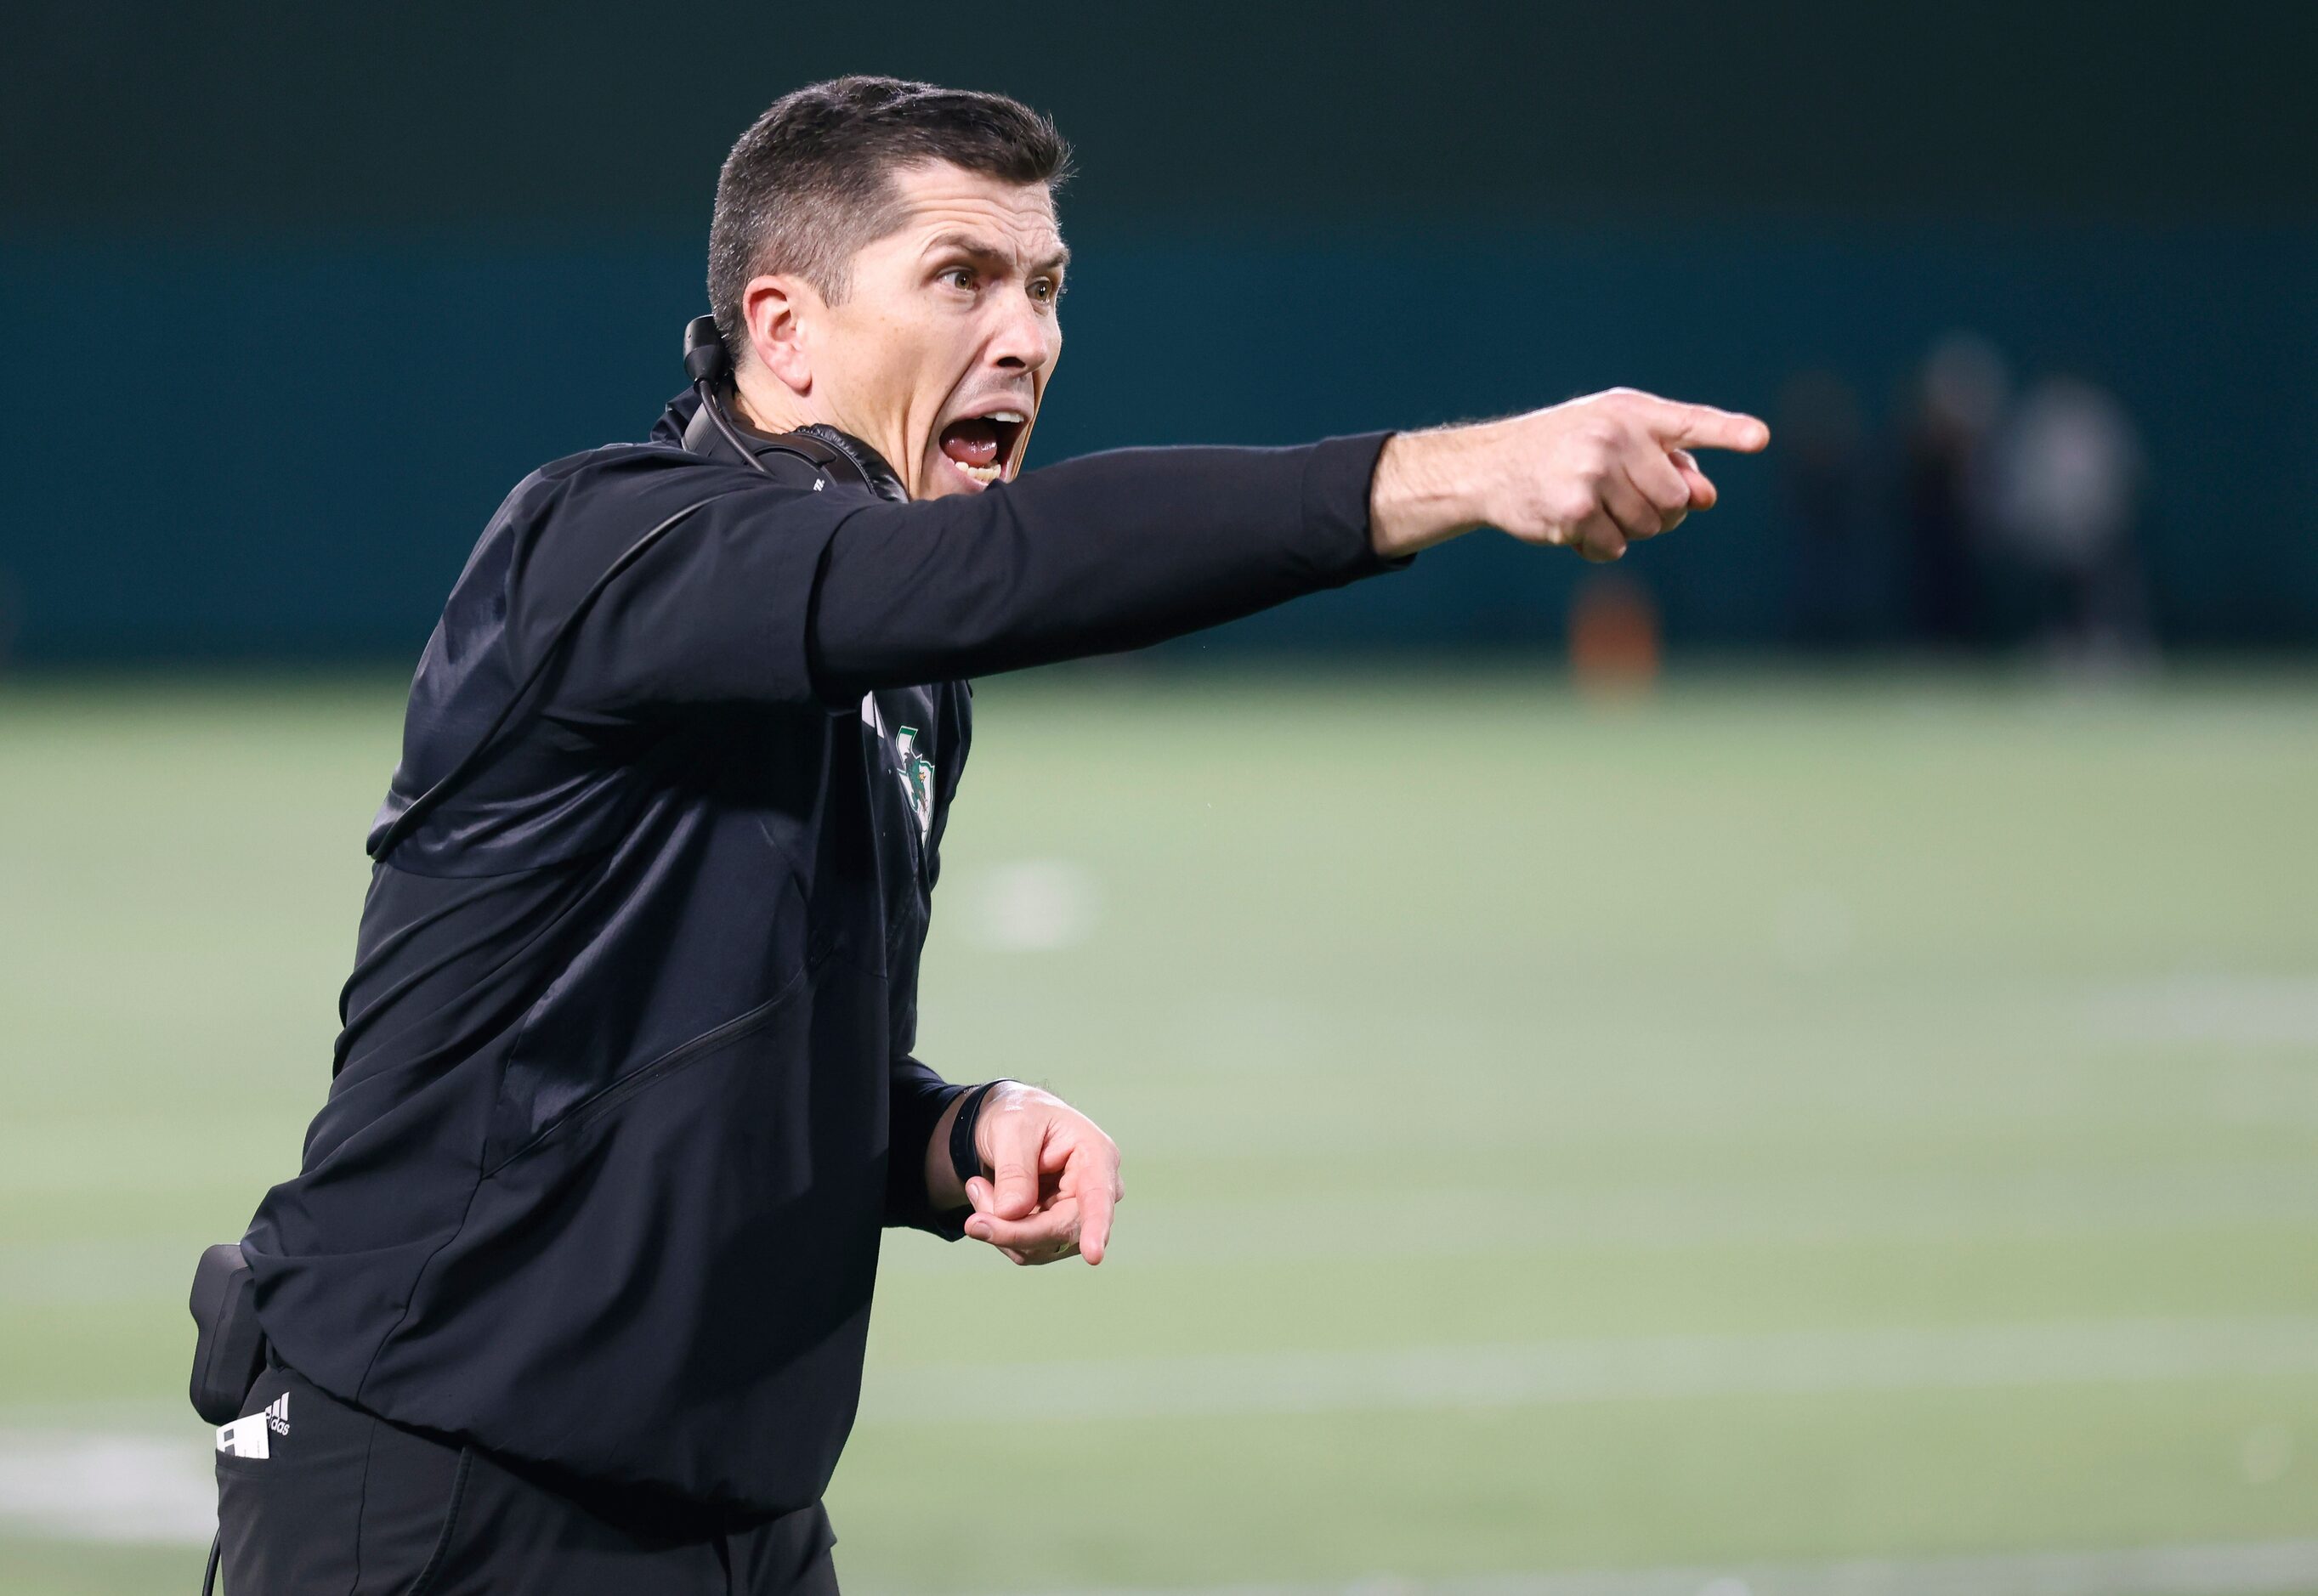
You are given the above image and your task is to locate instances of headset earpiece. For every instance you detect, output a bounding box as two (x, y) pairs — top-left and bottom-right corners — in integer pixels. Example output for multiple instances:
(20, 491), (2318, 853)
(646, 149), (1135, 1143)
(683, 315), (733, 385)
(679, 315), (776, 478)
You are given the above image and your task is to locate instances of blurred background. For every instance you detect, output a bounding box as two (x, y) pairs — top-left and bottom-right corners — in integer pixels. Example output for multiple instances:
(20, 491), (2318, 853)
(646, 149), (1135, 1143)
(3, 3), (2316, 1593)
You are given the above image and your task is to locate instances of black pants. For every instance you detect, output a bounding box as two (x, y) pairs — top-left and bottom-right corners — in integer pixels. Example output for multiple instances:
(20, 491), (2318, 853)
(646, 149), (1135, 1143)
(215, 1366), (839, 1594)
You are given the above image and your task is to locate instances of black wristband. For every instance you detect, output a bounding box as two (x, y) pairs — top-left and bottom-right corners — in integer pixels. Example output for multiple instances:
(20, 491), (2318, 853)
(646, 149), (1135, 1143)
(948, 1081), (1006, 1191)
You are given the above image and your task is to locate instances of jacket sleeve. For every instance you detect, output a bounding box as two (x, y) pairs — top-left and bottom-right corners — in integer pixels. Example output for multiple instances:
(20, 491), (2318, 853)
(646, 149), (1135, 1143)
(526, 434), (1401, 722)
(884, 1056), (971, 1237)
(807, 433), (1403, 698)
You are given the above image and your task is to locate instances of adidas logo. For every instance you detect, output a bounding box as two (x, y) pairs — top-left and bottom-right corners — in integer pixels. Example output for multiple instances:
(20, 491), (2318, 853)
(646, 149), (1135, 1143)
(216, 1391), (288, 1459)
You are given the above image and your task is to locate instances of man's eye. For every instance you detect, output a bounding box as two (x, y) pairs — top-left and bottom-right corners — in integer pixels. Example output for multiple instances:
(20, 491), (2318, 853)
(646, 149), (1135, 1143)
(1030, 279), (1061, 303)
(940, 267), (976, 291)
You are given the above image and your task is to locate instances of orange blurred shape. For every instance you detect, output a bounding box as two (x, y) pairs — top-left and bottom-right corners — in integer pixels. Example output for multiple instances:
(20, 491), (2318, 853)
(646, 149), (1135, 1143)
(1567, 574), (1662, 695)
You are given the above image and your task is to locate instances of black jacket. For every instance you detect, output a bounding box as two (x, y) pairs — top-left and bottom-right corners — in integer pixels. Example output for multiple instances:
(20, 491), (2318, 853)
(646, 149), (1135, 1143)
(241, 388), (1401, 1519)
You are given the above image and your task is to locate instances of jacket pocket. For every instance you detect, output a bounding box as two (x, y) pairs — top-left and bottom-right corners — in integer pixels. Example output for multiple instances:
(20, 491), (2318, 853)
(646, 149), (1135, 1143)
(484, 968), (808, 1174)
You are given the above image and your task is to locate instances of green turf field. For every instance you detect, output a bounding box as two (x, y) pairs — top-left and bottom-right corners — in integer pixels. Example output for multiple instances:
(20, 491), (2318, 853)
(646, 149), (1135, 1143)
(3, 667), (2315, 1595)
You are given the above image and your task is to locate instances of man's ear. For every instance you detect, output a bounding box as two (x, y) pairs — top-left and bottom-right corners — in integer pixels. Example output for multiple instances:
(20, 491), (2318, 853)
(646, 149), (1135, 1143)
(740, 273), (820, 394)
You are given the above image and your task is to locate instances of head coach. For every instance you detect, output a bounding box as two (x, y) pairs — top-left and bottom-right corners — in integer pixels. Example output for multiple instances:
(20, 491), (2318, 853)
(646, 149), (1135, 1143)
(201, 74), (1767, 1596)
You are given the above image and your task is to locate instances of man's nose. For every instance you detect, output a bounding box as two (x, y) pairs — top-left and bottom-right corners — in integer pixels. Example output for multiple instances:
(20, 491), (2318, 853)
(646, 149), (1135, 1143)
(988, 295), (1058, 376)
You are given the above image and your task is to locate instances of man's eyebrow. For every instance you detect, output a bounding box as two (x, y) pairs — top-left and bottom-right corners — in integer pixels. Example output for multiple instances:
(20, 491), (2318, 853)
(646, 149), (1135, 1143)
(924, 231), (1071, 273)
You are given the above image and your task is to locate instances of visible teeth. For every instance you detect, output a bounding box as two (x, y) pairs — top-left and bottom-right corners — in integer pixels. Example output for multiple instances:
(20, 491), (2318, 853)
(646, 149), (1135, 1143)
(988, 410), (1025, 423)
(952, 459), (1001, 485)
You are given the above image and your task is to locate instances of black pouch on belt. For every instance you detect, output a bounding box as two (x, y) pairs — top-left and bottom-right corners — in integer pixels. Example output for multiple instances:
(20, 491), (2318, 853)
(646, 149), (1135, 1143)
(188, 1242), (269, 1425)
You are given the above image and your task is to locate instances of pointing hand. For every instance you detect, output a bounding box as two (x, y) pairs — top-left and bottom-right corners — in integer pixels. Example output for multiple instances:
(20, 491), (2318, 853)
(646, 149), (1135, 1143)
(1369, 388), (1770, 563)
(956, 1082), (1122, 1266)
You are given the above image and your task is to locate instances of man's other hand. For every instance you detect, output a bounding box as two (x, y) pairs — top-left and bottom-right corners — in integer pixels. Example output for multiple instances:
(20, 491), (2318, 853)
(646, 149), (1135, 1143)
(1369, 388), (1771, 563)
(953, 1083), (1122, 1265)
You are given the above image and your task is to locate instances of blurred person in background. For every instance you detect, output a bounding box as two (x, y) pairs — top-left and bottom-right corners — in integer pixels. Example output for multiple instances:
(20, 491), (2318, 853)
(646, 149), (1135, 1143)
(1986, 372), (2151, 667)
(1900, 332), (2008, 649)
(1776, 368), (1877, 649)
(205, 74), (1768, 1596)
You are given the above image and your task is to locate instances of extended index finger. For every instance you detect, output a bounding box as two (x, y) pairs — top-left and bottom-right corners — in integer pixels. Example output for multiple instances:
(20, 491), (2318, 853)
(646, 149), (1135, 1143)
(1073, 1152), (1116, 1265)
(1643, 400), (1770, 454)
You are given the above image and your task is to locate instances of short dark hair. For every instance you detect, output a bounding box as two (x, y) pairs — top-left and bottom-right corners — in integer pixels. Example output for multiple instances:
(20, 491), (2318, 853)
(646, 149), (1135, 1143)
(707, 76), (1071, 360)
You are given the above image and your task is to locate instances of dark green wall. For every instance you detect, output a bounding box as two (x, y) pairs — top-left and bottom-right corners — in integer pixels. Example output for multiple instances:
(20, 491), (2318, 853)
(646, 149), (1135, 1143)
(3, 3), (2313, 662)
(12, 3), (2314, 229)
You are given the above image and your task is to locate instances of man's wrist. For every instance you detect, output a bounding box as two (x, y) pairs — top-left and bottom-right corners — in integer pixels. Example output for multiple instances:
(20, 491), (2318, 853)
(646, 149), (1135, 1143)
(948, 1079), (1007, 1189)
(1369, 426), (1497, 560)
(923, 1079), (1012, 1214)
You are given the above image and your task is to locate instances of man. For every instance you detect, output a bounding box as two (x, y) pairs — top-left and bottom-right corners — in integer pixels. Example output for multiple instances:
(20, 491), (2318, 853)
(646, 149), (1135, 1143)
(218, 76), (1765, 1594)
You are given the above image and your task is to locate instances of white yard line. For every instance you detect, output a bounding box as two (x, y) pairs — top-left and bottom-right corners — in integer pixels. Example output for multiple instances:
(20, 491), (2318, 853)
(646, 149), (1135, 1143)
(5, 1421), (2317, 1596)
(859, 1316), (2318, 1425)
(2085, 974), (2318, 1046)
(1017, 1539), (2318, 1596)
(881, 1166), (2318, 1274)
(12, 1314), (2317, 1547)
(0, 1429), (214, 1542)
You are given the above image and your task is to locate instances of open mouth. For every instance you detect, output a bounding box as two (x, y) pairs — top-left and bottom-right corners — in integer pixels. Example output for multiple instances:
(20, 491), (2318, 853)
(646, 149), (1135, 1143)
(937, 409), (1029, 488)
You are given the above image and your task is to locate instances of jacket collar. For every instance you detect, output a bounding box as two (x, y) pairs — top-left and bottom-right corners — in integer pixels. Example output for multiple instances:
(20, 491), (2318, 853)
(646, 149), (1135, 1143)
(654, 388), (907, 502)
